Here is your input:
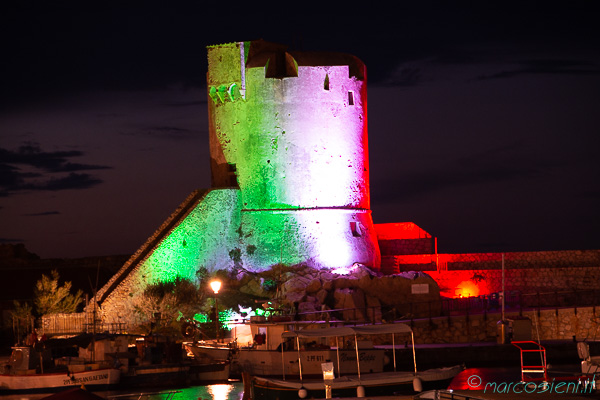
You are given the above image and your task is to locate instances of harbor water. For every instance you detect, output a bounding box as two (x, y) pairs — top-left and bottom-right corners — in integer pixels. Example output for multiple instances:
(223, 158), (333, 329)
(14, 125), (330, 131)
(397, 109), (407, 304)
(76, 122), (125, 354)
(1, 365), (589, 400)
(0, 381), (245, 400)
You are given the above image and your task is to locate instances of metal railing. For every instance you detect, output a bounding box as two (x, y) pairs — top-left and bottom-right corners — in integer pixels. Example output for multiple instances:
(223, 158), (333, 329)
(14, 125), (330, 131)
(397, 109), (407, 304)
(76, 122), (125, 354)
(40, 313), (129, 336)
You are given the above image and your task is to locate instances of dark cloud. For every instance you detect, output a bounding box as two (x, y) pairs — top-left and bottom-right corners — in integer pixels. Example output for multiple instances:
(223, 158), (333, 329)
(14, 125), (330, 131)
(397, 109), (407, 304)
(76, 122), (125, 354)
(580, 190), (600, 200)
(120, 126), (200, 140)
(21, 211), (61, 217)
(383, 66), (422, 87)
(0, 142), (109, 196)
(372, 143), (544, 202)
(477, 59), (600, 80)
(0, 143), (110, 173)
(162, 99), (208, 107)
(42, 173), (103, 191)
(432, 49), (479, 65)
(0, 237), (23, 243)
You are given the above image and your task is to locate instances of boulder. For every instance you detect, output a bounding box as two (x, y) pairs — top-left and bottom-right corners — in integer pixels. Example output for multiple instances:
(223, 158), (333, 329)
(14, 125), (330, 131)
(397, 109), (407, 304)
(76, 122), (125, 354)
(333, 287), (367, 321)
(239, 278), (269, 297)
(282, 276), (310, 293)
(365, 294), (382, 323)
(305, 278), (321, 294)
(315, 288), (328, 304)
(285, 290), (306, 304)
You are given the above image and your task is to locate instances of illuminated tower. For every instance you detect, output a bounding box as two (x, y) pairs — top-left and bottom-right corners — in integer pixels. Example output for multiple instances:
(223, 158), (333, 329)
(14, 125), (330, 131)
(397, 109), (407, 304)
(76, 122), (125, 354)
(94, 40), (381, 322)
(207, 40), (380, 271)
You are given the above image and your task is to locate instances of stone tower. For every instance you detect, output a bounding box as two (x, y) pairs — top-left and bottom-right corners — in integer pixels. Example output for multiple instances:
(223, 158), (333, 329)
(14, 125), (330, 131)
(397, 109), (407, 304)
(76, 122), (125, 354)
(206, 40), (380, 271)
(95, 40), (380, 322)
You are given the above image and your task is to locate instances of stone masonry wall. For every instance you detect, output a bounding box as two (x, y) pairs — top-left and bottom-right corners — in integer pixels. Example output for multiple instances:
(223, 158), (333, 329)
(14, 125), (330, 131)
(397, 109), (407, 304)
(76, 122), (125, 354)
(388, 250), (600, 272)
(379, 238), (434, 257)
(404, 306), (600, 344)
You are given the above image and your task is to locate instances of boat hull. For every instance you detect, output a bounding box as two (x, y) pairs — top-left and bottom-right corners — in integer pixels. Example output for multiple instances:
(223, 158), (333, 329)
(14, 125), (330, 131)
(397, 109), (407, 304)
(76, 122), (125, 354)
(0, 368), (120, 393)
(188, 361), (231, 383)
(185, 343), (231, 362)
(250, 366), (463, 400)
(119, 363), (190, 388)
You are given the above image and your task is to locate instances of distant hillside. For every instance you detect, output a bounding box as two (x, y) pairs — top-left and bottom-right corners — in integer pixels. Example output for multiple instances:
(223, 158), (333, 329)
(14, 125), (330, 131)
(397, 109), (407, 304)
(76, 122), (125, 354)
(0, 244), (129, 302)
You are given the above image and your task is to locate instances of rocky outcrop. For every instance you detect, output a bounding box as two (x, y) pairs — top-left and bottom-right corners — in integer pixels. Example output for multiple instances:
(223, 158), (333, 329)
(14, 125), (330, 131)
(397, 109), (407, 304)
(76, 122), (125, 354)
(235, 264), (441, 322)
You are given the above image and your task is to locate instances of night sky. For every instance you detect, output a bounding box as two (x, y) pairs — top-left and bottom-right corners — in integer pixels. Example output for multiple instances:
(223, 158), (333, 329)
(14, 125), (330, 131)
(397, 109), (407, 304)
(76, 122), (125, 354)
(1, 3), (599, 259)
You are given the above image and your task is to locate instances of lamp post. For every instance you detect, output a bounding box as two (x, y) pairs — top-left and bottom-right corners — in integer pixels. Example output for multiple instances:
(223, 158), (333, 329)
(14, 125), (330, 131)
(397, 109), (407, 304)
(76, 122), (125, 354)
(210, 280), (222, 342)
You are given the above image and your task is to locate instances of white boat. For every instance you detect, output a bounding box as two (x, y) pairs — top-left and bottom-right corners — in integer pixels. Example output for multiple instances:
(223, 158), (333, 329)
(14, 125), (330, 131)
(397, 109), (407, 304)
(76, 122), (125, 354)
(0, 346), (120, 393)
(184, 317), (387, 378)
(247, 323), (464, 399)
(184, 341), (232, 363)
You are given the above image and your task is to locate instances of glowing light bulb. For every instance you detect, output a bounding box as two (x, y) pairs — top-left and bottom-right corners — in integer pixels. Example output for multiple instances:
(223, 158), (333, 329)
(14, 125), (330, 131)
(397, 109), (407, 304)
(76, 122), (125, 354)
(210, 280), (222, 294)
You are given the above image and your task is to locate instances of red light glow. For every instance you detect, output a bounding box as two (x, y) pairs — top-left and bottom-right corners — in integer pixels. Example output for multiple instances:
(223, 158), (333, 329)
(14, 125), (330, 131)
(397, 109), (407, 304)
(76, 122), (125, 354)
(455, 280), (480, 298)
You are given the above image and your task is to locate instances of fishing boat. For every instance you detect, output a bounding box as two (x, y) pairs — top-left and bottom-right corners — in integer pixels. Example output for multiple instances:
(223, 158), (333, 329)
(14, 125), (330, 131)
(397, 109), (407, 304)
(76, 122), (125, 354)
(90, 333), (229, 387)
(0, 346), (120, 393)
(248, 323), (463, 399)
(184, 316), (387, 378)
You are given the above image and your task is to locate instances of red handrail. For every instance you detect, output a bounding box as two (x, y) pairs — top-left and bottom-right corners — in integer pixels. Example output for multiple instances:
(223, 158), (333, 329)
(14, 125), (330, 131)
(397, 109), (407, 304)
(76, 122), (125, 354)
(512, 340), (547, 382)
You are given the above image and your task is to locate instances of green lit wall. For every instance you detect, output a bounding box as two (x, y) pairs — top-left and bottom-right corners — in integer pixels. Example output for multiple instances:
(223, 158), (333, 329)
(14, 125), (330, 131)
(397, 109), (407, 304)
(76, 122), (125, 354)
(99, 189), (241, 320)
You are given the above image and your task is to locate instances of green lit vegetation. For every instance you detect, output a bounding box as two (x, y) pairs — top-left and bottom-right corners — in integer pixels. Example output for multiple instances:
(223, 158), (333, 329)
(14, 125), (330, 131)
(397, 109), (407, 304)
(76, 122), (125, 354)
(193, 313), (208, 323)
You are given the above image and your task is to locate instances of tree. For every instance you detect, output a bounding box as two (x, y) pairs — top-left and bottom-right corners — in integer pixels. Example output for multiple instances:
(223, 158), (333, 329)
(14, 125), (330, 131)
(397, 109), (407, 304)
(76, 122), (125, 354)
(34, 270), (83, 316)
(11, 300), (34, 344)
(132, 277), (205, 335)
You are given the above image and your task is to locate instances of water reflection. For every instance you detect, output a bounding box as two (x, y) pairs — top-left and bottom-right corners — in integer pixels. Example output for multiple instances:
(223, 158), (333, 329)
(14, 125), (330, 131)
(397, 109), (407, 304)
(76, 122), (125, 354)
(448, 366), (584, 391)
(0, 382), (244, 400)
(448, 367), (522, 390)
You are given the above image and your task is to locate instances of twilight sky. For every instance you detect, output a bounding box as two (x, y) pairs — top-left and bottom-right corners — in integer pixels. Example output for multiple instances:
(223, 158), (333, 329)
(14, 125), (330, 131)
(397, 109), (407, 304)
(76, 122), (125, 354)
(1, 3), (599, 259)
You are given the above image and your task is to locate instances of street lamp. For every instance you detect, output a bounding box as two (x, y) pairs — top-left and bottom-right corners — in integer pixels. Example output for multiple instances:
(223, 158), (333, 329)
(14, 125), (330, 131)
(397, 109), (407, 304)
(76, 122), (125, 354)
(210, 280), (222, 342)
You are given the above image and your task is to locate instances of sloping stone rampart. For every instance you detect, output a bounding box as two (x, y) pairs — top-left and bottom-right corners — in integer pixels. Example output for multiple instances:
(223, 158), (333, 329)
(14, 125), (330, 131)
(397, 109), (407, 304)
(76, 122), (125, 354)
(95, 189), (208, 305)
(97, 189), (242, 324)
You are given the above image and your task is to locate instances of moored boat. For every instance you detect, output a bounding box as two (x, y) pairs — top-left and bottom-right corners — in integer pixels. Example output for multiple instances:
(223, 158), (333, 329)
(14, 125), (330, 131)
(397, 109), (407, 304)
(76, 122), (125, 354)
(0, 346), (120, 393)
(251, 366), (463, 399)
(185, 316), (386, 378)
(247, 323), (464, 399)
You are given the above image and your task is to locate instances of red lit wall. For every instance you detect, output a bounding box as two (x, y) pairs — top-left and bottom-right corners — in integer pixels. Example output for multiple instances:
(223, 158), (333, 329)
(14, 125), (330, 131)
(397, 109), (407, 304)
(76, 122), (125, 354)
(375, 222), (432, 240)
(376, 222), (600, 299)
(375, 222), (435, 258)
